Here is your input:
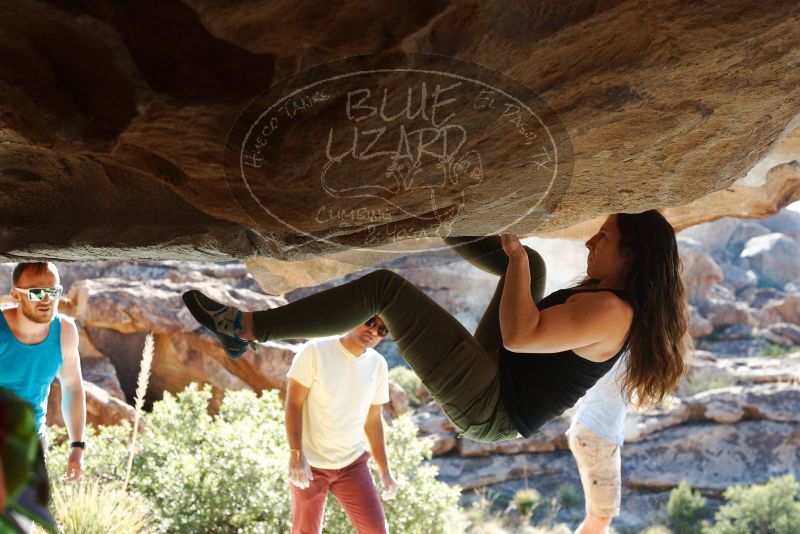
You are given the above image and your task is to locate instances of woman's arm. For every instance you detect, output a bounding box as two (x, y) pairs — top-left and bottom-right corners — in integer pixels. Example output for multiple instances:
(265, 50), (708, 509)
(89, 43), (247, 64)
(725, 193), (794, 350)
(499, 236), (541, 349)
(499, 235), (632, 359)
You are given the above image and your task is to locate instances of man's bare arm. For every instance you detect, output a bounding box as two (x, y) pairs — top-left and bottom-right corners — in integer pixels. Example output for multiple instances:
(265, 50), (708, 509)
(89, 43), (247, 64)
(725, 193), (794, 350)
(285, 378), (313, 488)
(57, 318), (85, 482)
(364, 404), (397, 499)
(364, 404), (389, 476)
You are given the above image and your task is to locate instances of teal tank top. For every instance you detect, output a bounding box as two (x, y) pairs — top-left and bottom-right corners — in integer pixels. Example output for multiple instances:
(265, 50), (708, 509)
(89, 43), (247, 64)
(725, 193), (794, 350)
(0, 311), (63, 433)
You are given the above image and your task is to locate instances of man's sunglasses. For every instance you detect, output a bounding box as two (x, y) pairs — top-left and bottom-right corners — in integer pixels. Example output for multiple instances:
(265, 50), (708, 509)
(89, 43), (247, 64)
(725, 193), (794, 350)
(364, 317), (388, 337)
(14, 286), (63, 302)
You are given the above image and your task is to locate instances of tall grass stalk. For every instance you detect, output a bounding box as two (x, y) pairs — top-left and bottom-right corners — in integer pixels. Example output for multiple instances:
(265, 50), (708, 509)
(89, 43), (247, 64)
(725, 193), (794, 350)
(123, 333), (153, 492)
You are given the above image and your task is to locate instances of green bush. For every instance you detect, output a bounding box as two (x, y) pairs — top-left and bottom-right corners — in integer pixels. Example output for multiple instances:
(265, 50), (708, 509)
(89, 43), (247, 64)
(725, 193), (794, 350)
(49, 479), (154, 534)
(667, 480), (708, 534)
(557, 483), (583, 508)
(513, 488), (542, 522)
(757, 276), (783, 290)
(677, 374), (735, 397)
(761, 343), (793, 359)
(640, 526), (672, 534)
(707, 474), (800, 534)
(389, 366), (423, 406)
(47, 384), (466, 533)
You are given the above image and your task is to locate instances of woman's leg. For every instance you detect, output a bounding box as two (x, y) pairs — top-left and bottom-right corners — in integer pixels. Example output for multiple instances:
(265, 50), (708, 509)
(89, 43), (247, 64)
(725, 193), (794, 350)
(443, 236), (512, 276)
(444, 236), (547, 352)
(251, 269), (498, 413)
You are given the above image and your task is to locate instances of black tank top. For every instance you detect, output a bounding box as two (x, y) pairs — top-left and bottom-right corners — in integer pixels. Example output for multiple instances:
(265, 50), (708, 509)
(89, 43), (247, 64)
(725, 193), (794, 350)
(498, 287), (631, 438)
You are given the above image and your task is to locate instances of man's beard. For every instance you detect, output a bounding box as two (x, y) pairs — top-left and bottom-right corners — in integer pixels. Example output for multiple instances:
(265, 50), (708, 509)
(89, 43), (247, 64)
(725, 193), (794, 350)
(20, 303), (55, 324)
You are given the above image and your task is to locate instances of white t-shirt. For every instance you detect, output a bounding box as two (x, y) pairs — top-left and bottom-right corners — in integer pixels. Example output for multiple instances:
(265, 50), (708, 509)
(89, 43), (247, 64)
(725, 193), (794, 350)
(568, 352), (630, 446)
(286, 336), (390, 469)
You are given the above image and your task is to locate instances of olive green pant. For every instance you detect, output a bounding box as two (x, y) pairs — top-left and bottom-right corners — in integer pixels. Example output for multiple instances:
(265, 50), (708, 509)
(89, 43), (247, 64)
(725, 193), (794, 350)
(253, 237), (546, 442)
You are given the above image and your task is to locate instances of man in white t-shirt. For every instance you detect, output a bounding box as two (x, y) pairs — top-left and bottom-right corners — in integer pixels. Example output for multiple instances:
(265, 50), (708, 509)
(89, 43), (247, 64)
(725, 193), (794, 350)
(285, 315), (398, 534)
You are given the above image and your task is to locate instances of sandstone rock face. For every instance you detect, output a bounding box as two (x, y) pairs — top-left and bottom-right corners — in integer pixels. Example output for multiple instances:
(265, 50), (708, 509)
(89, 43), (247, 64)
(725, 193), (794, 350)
(740, 233), (800, 286)
(433, 450), (576, 491)
(1, 1), (800, 293)
(688, 306), (713, 337)
(760, 293), (800, 326)
(678, 237), (724, 300)
(727, 221), (772, 255)
(77, 330), (126, 400)
(457, 416), (571, 458)
(694, 299), (757, 330)
(718, 261), (758, 292)
(759, 205), (800, 242)
(68, 276), (285, 334)
(624, 420), (800, 492)
(46, 380), (136, 428)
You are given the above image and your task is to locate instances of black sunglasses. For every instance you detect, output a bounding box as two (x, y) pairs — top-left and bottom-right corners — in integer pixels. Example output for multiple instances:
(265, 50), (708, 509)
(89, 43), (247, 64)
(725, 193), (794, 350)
(364, 317), (388, 337)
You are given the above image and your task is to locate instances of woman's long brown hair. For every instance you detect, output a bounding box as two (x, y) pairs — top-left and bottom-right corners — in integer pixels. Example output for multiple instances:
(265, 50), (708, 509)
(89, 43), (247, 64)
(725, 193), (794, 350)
(576, 210), (691, 408)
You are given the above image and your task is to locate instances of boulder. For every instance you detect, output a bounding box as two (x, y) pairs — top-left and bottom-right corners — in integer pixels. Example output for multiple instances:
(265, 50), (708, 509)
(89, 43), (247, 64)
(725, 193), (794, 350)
(759, 206), (800, 242)
(412, 403), (459, 456)
(80, 355), (126, 401)
(694, 298), (757, 330)
(688, 305), (713, 337)
(716, 324), (754, 341)
(457, 416), (571, 457)
(678, 219), (741, 256)
(68, 277), (285, 335)
(683, 383), (800, 424)
(760, 293), (800, 326)
(694, 337), (770, 358)
(623, 420), (800, 493)
(384, 381), (410, 420)
(718, 261), (758, 293)
(151, 333), (254, 403)
(720, 353), (800, 384)
(707, 283), (737, 302)
(77, 328), (126, 399)
(765, 322), (800, 345)
(726, 221), (771, 256)
(432, 450), (575, 490)
(2, 0), (800, 288)
(429, 434), (458, 457)
(742, 287), (786, 309)
(46, 379), (136, 428)
(740, 233), (800, 286)
(627, 382), (800, 441)
(677, 237), (724, 300)
(413, 404), (456, 435)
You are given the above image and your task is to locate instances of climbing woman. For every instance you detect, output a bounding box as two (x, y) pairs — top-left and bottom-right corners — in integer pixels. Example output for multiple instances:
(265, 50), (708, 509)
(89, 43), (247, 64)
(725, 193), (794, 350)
(182, 210), (690, 442)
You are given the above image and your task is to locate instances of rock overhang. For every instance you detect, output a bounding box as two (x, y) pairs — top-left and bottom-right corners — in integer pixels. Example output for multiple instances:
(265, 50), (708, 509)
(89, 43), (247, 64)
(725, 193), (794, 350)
(1, 0), (799, 292)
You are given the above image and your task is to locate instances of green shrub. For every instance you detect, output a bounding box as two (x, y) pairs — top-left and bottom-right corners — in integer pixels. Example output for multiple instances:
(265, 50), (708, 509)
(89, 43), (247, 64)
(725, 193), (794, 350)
(513, 488), (542, 522)
(707, 474), (800, 534)
(49, 479), (154, 534)
(757, 276), (783, 290)
(47, 384), (466, 533)
(667, 480), (708, 534)
(761, 343), (792, 359)
(677, 374), (735, 397)
(557, 483), (583, 508)
(389, 366), (423, 406)
(640, 526), (672, 534)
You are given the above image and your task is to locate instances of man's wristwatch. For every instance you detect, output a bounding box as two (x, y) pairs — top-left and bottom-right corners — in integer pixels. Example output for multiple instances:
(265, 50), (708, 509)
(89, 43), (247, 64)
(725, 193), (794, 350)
(70, 441), (86, 449)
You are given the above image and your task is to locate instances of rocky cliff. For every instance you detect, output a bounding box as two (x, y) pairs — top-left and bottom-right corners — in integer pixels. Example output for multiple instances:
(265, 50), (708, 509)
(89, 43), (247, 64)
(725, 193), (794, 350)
(1, 0), (799, 295)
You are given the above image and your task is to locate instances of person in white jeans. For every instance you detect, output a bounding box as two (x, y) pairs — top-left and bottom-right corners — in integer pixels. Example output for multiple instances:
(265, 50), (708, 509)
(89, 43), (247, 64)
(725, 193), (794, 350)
(566, 353), (629, 534)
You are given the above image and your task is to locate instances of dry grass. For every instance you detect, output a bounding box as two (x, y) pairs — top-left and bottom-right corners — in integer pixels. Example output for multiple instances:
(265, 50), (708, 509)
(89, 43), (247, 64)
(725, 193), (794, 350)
(123, 333), (153, 492)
